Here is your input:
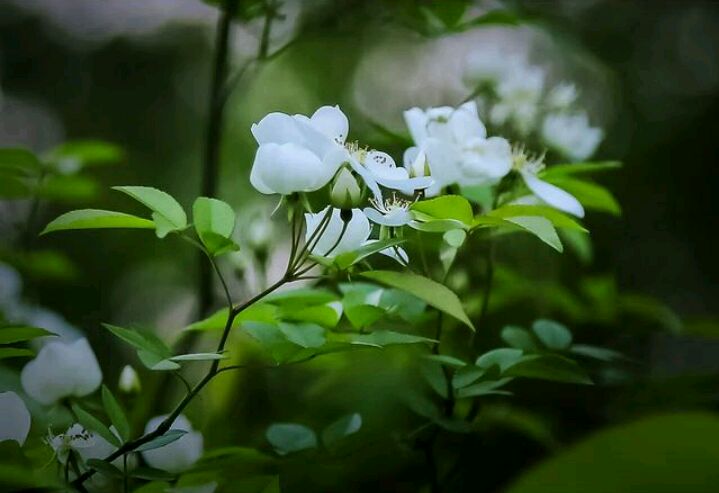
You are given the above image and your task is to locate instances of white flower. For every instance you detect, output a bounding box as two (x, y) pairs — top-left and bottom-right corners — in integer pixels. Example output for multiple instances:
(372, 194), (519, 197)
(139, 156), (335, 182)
(405, 102), (512, 190)
(464, 49), (527, 87)
(0, 391), (31, 446)
(0, 262), (22, 312)
(305, 207), (370, 258)
(489, 65), (546, 136)
(118, 365), (141, 393)
(250, 105), (429, 201)
(48, 424), (98, 464)
(142, 415), (203, 473)
(249, 106), (348, 195)
(364, 194), (413, 227)
(512, 147), (584, 218)
(541, 112), (603, 161)
(19, 306), (83, 348)
(546, 82), (578, 110)
(21, 338), (102, 405)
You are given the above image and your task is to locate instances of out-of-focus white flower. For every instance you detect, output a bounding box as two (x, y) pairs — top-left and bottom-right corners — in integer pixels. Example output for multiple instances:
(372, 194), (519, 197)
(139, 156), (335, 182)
(364, 194), (414, 227)
(405, 102), (512, 191)
(489, 66), (546, 136)
(118, 365), (141, 394)
(464, 49), (526, 87)
(19, 306), (83, 348)
(21, 338), (102, 405)
(541, 112), (603, 161)
(0, 391), (31, 445)
(142, 415), (203, 473)
(0, 263), (22, 312)
(546, 82), (578, 110)
(48, 424), (97, 464)
(512, 147), (584, 217)
(304, 207), (370, 258)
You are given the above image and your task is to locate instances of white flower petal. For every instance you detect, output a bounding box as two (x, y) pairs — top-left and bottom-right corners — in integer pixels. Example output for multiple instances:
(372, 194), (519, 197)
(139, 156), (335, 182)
(250, 142), (333, 195)
(305, 207), (370, 257)
(403, 107), (429, 144)
(520, 170), (585, 218)
(363, 207), (412, 227)
(142, 415), (203, 473)
(0, 391), (31, 445)
(250, 112), (304, 146)
(21, 338), (102, 405)
(309, 105), (349, 144)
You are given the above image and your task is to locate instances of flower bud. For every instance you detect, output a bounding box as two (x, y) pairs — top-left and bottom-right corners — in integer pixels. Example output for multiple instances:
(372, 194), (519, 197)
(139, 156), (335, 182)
(329, 167), (362, 209)
(118, 365), (141, 394)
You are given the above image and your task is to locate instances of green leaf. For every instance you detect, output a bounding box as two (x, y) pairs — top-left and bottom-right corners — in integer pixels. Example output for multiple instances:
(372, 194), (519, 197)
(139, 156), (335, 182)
(278, 323), (326, 348)
(344, 304), (386, 329)
(532, 319), (573, 350)
(453, 366), (486, 389)
(570, 344), (624, 362)
(0, 175), (31, 198)
(443, 229), (467, 248)
(543, 177), (621, 215)
(456, 378), (514, 398)
(489, 205), (587, 232)
(505, 355), (592, 385)
(476, 348), (525, 372)
(169, 352), (227, 362)
(424, 354), (467, 368)
(41, 209), (155, 235)
(0, 347), (34, 360)
(506, 413), (719, 493)
(539, 161), (621, 179)
(113, 186), (187, 238)
(102, 324), (175, 371)
(130, 467), (177, 481)
(504, 216), (563, 252)
(183, 304), (278, 331)
(36, 175), (99, 202)
(192, 197), (238, 256)
(0, 148), (41, 176)
(71, 404), (121, 448)
(135, 430), (187, 452)
(101, 385), (130, 442)
(322, 414), (362, 448)
(501, 326), (539, 351)
(264, 288), (338, 306)
(280, 303), (342, 328)
(333, 238), (406, 269)
(361, 271), (474, 330)
(85, 459), (124, 479)
(266, 423), (317, 455)
(411, 195), (474, 225)
(0, 326), (56, 344)
(48, 140), (124, 170)
(348, 330), (436, 346)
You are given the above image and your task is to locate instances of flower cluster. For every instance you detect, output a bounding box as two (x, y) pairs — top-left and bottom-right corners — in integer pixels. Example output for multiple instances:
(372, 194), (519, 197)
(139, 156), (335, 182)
(248, 101), (589, 261)
(463, 47), (603, 161)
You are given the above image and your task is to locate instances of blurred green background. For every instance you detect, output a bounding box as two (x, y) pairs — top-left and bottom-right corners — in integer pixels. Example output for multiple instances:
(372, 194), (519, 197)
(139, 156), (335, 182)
(1, 0), (719, 491)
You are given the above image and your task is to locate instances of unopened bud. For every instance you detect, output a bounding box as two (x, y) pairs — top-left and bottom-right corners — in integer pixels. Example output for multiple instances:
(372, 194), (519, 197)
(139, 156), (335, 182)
(408, 149), (431, 179)
(329, 167), (362, 209)
(118, 365), (141, 393)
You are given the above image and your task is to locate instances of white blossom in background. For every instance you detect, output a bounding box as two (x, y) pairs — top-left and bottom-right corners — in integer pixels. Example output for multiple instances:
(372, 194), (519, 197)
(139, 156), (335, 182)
(21, 338), (102, 405)
(512, 147), (584, 217)
(546, 82), (579, 110)
(404, 101), (512, 192)
(0, 263), (22, 314)
(489, 65), (546, 136)
(541, 112), (603, 161)
(0, 391), (31, 445)
(142, 415), (203, 473)
(304, 208), (370, 257)
(118, 365), (141, 393)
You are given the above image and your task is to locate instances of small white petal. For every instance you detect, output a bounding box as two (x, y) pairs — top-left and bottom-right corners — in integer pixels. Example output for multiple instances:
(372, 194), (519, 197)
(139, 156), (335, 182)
(142, 415), (203, 473)
(403, 107), (429, 144)
(363, 207), (412, 227)
(250, 143), (333, 195)
(0, 391), (31, 445)
(309, 105), (349, 144)
(520, 170), (585, 218)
